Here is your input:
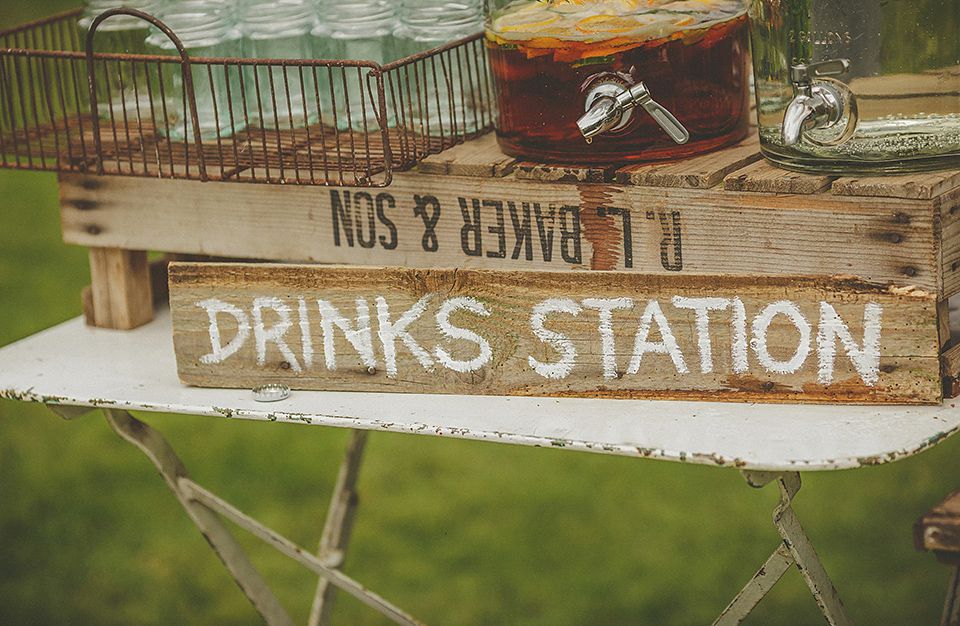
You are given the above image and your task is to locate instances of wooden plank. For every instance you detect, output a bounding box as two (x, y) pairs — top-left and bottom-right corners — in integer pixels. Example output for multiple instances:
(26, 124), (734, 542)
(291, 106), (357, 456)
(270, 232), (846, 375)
(833, 169), (960, 200)
(614, 135), (762, 189)
(86, 247), (153, 330)
(942, 343), (960, 399)
(513, 161), (617, 183)
(417, 132), (517, 178)
(169, 263), (942, 404)
(915, 484), (960, 563)
(59, 170), (946, 295)
(724, 159), (837, 194)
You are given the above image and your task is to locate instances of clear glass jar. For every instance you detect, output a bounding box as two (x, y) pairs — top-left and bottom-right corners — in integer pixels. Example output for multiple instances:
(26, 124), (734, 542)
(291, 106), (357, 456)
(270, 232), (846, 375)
(146, 0), (245, 140)
(749, 0), (960, 174)
(312, 0), (398, 131)
(396, 0), (485, 136)
(237, 0), (318, 129)
(484, 0), (750, 163)
(78, 0), (162, 119)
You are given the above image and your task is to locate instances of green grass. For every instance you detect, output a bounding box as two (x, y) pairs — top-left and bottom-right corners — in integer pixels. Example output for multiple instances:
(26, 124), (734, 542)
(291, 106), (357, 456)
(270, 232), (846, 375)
(4, 2), (960, 624)
(5, 163), (960, 626)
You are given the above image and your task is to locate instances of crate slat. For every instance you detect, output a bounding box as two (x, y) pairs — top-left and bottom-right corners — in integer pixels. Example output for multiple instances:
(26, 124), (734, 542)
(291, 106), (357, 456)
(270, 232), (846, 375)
(724, 159), (837, 194)
(614, 135), (761, 188)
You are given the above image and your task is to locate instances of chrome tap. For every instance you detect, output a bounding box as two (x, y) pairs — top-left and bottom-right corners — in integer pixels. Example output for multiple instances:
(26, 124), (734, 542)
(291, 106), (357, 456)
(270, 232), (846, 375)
(782, 59), (854, 146)
(577, 81), (689, 145)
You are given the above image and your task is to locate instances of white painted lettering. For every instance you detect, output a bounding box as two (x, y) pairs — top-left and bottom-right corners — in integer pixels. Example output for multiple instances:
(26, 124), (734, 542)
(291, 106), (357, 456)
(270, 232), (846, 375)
(434, 297), (493, 373)
(528, 298), (582, 379)
(628, 299), (689, 375)
(376, 294), (435, 377)
(196, 298), (251, 365)
(583, 297), (633, 379)
(672, 296), (730, 374)
(817, 301), (882, 385)
(252, 296), (302, 372)
(317, 298), (376, 371)
(751, 301), (810, 374)
(298, 297), (313, 369)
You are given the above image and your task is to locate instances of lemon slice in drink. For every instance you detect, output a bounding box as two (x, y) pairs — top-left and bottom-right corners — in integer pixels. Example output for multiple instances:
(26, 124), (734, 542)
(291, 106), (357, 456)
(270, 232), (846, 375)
(575, 12), (655, 35)
(494, 2), (563, 34)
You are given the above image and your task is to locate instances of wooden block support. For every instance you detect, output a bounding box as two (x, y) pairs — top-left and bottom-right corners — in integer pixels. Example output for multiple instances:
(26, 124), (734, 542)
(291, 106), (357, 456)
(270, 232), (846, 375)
(86, 247), (153, 330)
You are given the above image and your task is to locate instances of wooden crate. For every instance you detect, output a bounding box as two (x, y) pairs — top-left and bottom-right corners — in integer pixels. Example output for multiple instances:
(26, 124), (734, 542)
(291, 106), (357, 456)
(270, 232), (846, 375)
(57, 131), (960, 403)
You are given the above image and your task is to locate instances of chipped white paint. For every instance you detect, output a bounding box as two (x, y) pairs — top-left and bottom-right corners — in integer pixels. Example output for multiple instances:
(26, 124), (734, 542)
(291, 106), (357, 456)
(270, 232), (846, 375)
(1, 310), (957, 471)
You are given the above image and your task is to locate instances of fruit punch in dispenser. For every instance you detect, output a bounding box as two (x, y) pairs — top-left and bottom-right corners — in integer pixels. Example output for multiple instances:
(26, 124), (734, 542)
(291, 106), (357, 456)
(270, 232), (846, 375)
(485, 0), (750, 163)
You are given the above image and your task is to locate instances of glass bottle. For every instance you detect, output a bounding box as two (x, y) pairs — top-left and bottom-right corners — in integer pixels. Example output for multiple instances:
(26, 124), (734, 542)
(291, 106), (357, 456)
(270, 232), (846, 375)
(312, 0), (398, 131)
(395, 0), (484, 136)
(145, 0), (245, 140)
(78, 0), (162, 119)
(237, 0), (318, 129)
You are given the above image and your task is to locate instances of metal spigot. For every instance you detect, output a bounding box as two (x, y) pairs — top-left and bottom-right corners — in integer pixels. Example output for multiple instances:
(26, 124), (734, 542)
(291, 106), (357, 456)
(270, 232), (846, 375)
(577, 81), (689, 145)
(782, 59), (852, 146)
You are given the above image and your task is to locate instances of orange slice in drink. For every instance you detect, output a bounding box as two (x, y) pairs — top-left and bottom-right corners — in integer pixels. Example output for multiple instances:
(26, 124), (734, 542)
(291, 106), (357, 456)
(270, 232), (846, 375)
(574, 12), (655, 35)
(494, 3), (563, 34)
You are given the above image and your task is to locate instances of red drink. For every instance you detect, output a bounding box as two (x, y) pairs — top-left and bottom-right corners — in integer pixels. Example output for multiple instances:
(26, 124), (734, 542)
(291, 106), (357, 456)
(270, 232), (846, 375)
(485, 0), (750, 163)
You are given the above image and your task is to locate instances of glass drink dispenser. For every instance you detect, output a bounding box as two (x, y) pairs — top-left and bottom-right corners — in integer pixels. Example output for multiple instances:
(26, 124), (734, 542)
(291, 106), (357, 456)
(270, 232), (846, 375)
(749, 0), (960, 174)
(484, 0), (751, 163)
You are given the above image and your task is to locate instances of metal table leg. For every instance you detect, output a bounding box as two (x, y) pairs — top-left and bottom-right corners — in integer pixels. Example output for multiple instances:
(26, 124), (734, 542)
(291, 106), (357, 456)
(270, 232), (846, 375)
(942, 566), (960, 626)
(309, 429), (369, 626)
(713, 471), (852, 626)
(100, 408), (421, 626)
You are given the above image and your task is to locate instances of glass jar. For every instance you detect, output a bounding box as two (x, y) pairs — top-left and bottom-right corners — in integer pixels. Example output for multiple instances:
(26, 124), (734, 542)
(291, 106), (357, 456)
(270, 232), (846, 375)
(78, 0), (162, 119)
(396, 0), (485, 136)
(146, 0), (245, 140)
(237, 0), (318, 129)
(484, 0), (751, 163)
(749, 0), (960, 174)
(312, 0), (398, 131)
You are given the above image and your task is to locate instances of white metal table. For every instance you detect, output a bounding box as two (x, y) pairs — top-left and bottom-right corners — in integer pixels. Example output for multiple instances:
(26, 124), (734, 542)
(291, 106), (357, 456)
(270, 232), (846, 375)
(3, 307), (959, 625)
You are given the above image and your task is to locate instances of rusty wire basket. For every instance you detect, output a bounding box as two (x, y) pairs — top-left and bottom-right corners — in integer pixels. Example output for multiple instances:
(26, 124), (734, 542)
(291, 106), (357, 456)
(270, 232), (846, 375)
(0, 8), (495, 187)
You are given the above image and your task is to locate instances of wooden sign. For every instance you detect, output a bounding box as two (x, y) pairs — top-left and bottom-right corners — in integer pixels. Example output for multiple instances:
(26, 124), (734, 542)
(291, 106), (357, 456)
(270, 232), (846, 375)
(169, 263), (944, 404)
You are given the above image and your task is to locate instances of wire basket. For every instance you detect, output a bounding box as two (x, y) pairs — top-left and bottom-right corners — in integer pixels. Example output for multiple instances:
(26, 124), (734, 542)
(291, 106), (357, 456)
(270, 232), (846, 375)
(0, 8), (496, 187)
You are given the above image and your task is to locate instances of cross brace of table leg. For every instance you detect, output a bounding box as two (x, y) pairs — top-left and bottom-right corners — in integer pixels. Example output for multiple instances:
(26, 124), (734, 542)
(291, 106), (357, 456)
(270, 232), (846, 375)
(713, 471), (853, 626)
(100, 408), (421, 626)
(309, 429), (368, 626)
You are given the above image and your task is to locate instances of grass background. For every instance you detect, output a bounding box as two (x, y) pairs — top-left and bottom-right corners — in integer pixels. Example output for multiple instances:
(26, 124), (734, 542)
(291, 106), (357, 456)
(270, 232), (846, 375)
(4, 2), (960, 624)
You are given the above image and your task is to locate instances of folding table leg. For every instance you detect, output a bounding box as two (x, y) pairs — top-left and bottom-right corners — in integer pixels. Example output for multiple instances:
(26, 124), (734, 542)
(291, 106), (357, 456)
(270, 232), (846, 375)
(309, 429), (369, 626)
(943, 566), (960, 626)
(713, 471), (852, 626)
(101, 409), (421, 626)
(101, 408), (295, 626)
